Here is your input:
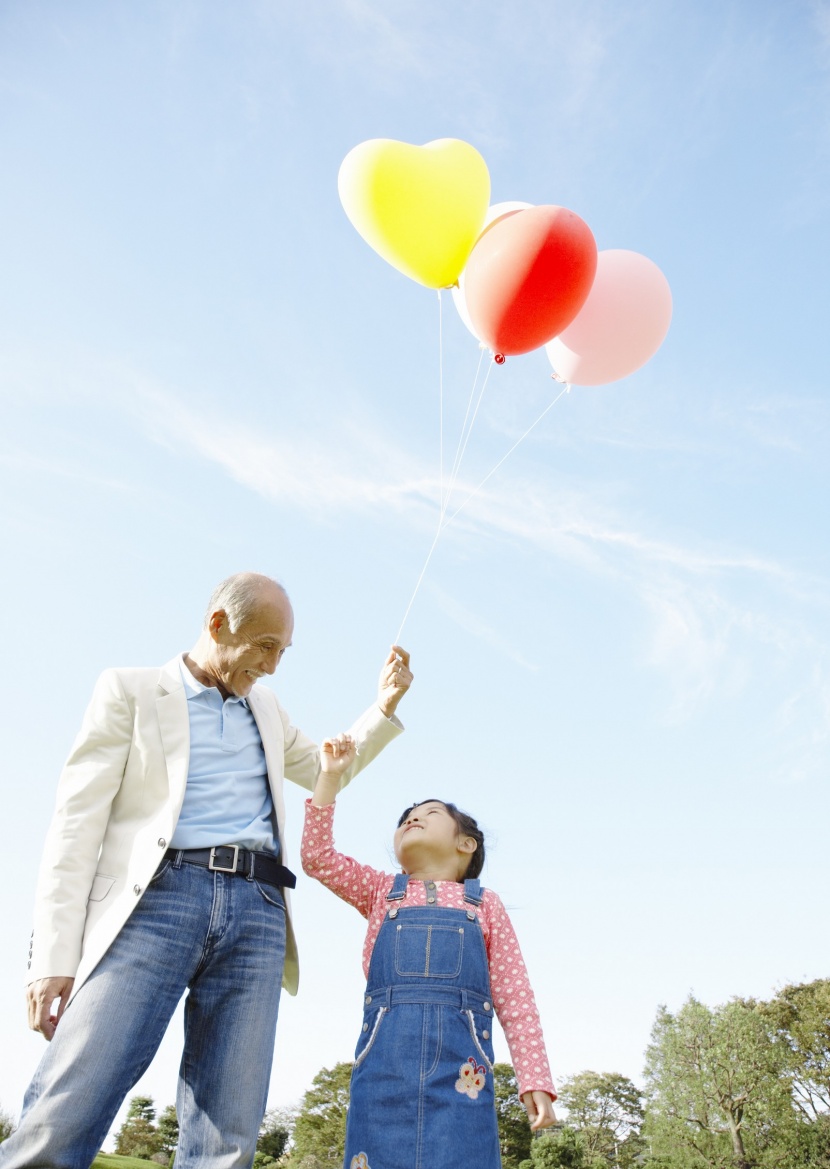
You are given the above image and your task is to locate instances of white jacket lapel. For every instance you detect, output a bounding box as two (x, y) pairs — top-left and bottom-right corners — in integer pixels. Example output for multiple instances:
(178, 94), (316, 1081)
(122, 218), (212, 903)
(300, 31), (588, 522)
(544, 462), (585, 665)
(247, 686), (287, 852)
(156, 657), (190, 815)
(247, 685), (285, 787)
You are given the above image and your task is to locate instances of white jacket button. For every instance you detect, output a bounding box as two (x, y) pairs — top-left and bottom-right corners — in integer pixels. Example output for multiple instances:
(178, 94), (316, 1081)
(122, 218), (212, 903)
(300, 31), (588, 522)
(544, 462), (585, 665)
(134, 885), (141, 895)
(158, 838), (167, 848)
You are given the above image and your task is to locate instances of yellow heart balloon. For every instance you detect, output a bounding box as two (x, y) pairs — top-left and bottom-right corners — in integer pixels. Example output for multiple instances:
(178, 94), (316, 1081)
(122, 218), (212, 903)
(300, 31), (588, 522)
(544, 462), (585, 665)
(338, 138), (491, 289)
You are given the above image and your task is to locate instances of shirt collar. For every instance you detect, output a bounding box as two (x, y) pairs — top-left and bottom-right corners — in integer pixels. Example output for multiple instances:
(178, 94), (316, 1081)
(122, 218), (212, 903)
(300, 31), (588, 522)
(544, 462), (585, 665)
(179, 656), (249, 707)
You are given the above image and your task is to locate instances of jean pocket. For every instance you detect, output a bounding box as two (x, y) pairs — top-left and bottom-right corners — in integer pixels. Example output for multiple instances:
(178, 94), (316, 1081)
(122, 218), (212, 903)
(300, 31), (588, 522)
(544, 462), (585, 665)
(149, 859), (172, 886)
(253, 880), (285, 909)
(87, 872), (116, 903)
(464, 1009), (495, 1072)
(394, 923), (464, 977)
(353, 1006), (387, 1068)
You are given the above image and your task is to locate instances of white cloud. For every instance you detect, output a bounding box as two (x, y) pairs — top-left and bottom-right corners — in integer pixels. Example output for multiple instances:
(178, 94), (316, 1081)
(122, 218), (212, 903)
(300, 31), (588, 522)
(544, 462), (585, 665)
(128, 374), (807, 600)
(124, 376), (830, 727)
(0, 448), (141, 496)
(426, 582), (541, 671)
(131, 378), (437, 521)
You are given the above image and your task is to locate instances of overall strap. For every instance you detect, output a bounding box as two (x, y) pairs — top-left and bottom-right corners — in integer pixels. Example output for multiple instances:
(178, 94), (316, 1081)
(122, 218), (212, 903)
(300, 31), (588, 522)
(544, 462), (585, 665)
(386, 873), (410, 901)
(463, 878), (484, 905)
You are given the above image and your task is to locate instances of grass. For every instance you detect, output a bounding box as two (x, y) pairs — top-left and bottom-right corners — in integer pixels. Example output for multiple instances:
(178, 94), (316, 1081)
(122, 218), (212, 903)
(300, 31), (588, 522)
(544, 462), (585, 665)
(91, 1156), (163, 1168)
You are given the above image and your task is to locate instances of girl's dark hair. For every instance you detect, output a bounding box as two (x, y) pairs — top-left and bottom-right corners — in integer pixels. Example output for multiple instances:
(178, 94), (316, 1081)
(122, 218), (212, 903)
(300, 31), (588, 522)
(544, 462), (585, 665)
(397, 800), (485, 881)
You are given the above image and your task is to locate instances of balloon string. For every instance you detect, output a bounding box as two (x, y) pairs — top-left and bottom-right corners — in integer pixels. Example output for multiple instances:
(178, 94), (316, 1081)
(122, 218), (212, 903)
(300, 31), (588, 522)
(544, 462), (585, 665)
(396, 356), (560, 644)
(441, 383), (571, 531)
(395, 349), (492, 646)
(437, 289), (444, 511)
(447, 346), (485, 502)
(442, 354), (493, 518)
(441, 348), (485, 517)
(394, 516), (445, 646)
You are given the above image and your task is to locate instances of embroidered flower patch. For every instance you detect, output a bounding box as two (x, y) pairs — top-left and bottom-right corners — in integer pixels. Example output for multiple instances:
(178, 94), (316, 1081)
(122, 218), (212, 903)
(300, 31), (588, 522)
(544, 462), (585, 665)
(350, 1154), (371, 1169)
(455, 1056), (487, 1099)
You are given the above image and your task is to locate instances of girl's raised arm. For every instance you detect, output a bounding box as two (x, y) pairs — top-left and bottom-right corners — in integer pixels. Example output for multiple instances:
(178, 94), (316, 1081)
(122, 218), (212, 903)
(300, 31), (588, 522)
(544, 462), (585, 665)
(313, 733), (357, 806)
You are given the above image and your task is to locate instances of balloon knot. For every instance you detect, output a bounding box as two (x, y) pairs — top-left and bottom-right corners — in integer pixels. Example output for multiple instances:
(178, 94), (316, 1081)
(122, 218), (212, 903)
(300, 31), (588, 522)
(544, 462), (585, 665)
(550, 369), (567, 384)
(494, 353), (506, 365)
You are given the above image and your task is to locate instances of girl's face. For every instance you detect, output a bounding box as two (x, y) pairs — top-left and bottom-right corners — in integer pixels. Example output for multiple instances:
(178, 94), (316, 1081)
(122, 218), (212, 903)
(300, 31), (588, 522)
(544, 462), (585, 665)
(394, 801), (474, 875)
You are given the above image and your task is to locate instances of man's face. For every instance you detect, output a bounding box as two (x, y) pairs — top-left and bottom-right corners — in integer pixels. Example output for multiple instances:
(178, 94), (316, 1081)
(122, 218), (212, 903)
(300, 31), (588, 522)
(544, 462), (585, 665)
(206, 587), (295, 698)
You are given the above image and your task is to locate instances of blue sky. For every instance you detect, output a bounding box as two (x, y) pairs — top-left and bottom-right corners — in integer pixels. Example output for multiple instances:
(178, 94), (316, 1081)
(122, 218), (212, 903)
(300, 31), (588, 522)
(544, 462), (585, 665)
(1, 0), (829, 1145)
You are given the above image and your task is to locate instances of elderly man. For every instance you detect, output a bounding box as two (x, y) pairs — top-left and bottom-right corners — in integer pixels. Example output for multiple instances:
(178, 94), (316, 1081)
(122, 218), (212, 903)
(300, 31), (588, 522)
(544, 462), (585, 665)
(1, 572), (412, 1168)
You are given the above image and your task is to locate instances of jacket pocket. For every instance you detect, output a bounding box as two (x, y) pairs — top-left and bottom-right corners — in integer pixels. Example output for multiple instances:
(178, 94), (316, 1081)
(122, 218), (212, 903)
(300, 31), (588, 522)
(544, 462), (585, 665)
(87, 873), (116, 903)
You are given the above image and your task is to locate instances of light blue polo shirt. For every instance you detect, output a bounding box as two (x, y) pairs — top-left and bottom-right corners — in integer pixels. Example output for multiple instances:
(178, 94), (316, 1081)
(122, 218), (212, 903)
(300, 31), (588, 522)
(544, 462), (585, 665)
(169, 658), (278, 854)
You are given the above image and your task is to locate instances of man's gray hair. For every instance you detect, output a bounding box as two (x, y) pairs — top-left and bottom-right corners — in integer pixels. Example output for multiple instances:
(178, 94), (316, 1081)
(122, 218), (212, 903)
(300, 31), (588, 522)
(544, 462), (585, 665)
(204, 573), (288, 634)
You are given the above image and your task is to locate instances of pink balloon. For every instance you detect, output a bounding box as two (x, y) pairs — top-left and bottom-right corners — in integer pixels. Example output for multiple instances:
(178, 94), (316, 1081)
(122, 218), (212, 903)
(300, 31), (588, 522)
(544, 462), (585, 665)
(545, 249), (672, 386)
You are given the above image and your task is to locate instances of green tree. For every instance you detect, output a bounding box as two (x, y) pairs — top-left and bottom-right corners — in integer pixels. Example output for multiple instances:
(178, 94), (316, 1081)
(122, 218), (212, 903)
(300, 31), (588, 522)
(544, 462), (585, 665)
(288, 1062), (353, 1168)
(114, 1095), (163, 1159)
(558, 1070), (644, 1166)
(495, 1062), (534, 1168)
(520, 1126), (591, 1168)
(257, 1103), (292, 1162)
(759, 978), (830, 1123)
(0, 1103), (15, 1142)
(643, 995), (791, 1169)
(156, 1104), (178, 1158)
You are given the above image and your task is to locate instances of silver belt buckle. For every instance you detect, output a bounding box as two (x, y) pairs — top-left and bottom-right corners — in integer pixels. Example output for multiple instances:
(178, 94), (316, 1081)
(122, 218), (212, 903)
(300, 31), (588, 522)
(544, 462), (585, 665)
(209, 845), (240, 873)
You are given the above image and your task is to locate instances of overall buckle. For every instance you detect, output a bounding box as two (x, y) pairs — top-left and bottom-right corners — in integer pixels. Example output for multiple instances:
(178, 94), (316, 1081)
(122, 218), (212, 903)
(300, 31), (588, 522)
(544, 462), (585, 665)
(209, 845), (240, 873)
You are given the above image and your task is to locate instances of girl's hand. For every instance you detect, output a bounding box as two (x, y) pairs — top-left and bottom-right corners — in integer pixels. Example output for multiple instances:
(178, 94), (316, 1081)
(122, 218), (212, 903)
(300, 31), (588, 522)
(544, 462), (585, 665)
(320, 733), (357, 777)
(522, 1090), (557, 1130)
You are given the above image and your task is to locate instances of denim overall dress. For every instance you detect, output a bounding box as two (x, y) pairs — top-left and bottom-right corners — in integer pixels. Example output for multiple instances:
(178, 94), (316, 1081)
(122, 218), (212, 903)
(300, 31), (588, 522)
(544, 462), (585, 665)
(344, 874), (501, 1169)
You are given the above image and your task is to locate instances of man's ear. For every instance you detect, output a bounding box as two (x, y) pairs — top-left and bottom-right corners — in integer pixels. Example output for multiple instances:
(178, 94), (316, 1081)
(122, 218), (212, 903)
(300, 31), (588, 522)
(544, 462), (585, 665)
(208, 610), (228, 641)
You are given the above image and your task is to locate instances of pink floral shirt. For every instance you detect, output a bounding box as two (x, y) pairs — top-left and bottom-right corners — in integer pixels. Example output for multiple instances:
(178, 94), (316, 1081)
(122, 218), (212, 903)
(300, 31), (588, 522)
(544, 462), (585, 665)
(301, 800), (556, 1100)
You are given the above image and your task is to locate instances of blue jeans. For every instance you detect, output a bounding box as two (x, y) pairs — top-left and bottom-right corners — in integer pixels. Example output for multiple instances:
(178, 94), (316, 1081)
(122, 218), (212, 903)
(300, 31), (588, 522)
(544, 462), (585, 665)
(0, 855), (286, 1169)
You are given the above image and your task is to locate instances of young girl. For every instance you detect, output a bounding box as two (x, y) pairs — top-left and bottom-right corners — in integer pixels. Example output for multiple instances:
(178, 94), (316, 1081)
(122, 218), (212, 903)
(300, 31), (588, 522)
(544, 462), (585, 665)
(302, 733), (557, 1169)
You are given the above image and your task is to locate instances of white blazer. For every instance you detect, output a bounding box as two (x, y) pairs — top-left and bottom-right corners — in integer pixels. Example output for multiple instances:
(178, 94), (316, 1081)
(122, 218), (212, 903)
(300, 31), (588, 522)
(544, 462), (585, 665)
(28, 656), (402, 998)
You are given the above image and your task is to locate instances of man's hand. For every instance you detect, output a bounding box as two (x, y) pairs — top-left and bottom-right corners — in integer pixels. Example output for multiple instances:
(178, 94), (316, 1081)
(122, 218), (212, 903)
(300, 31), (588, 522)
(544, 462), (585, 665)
(27, 976), (75, 1041)
(377, 646), (413, 719)
(522, 1090), (557, 1130)
(320, 733), (357, 778)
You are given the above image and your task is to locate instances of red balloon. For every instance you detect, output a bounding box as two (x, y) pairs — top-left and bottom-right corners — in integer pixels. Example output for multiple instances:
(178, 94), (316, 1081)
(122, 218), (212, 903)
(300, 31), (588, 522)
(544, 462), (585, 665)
(463, 205), (597, 357)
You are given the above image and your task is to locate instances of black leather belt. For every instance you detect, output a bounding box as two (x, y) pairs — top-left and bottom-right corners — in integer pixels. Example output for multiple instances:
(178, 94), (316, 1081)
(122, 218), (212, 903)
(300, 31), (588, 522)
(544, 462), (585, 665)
(165, 846), (297, 890)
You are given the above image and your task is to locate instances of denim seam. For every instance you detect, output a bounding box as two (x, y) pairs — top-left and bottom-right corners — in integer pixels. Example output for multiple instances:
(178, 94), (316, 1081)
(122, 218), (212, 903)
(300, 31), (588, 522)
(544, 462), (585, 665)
(193, 872), (222, 975)
(415, 1006), (431, 1169)
(253, 879), (286, 910)
(424, 1005), (442, 1079)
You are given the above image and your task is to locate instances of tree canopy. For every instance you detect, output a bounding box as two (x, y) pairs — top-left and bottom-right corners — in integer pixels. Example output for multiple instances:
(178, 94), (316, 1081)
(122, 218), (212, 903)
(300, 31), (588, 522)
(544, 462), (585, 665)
(287, 1061), (353, 1169)
(643, 981), (830, 1168)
